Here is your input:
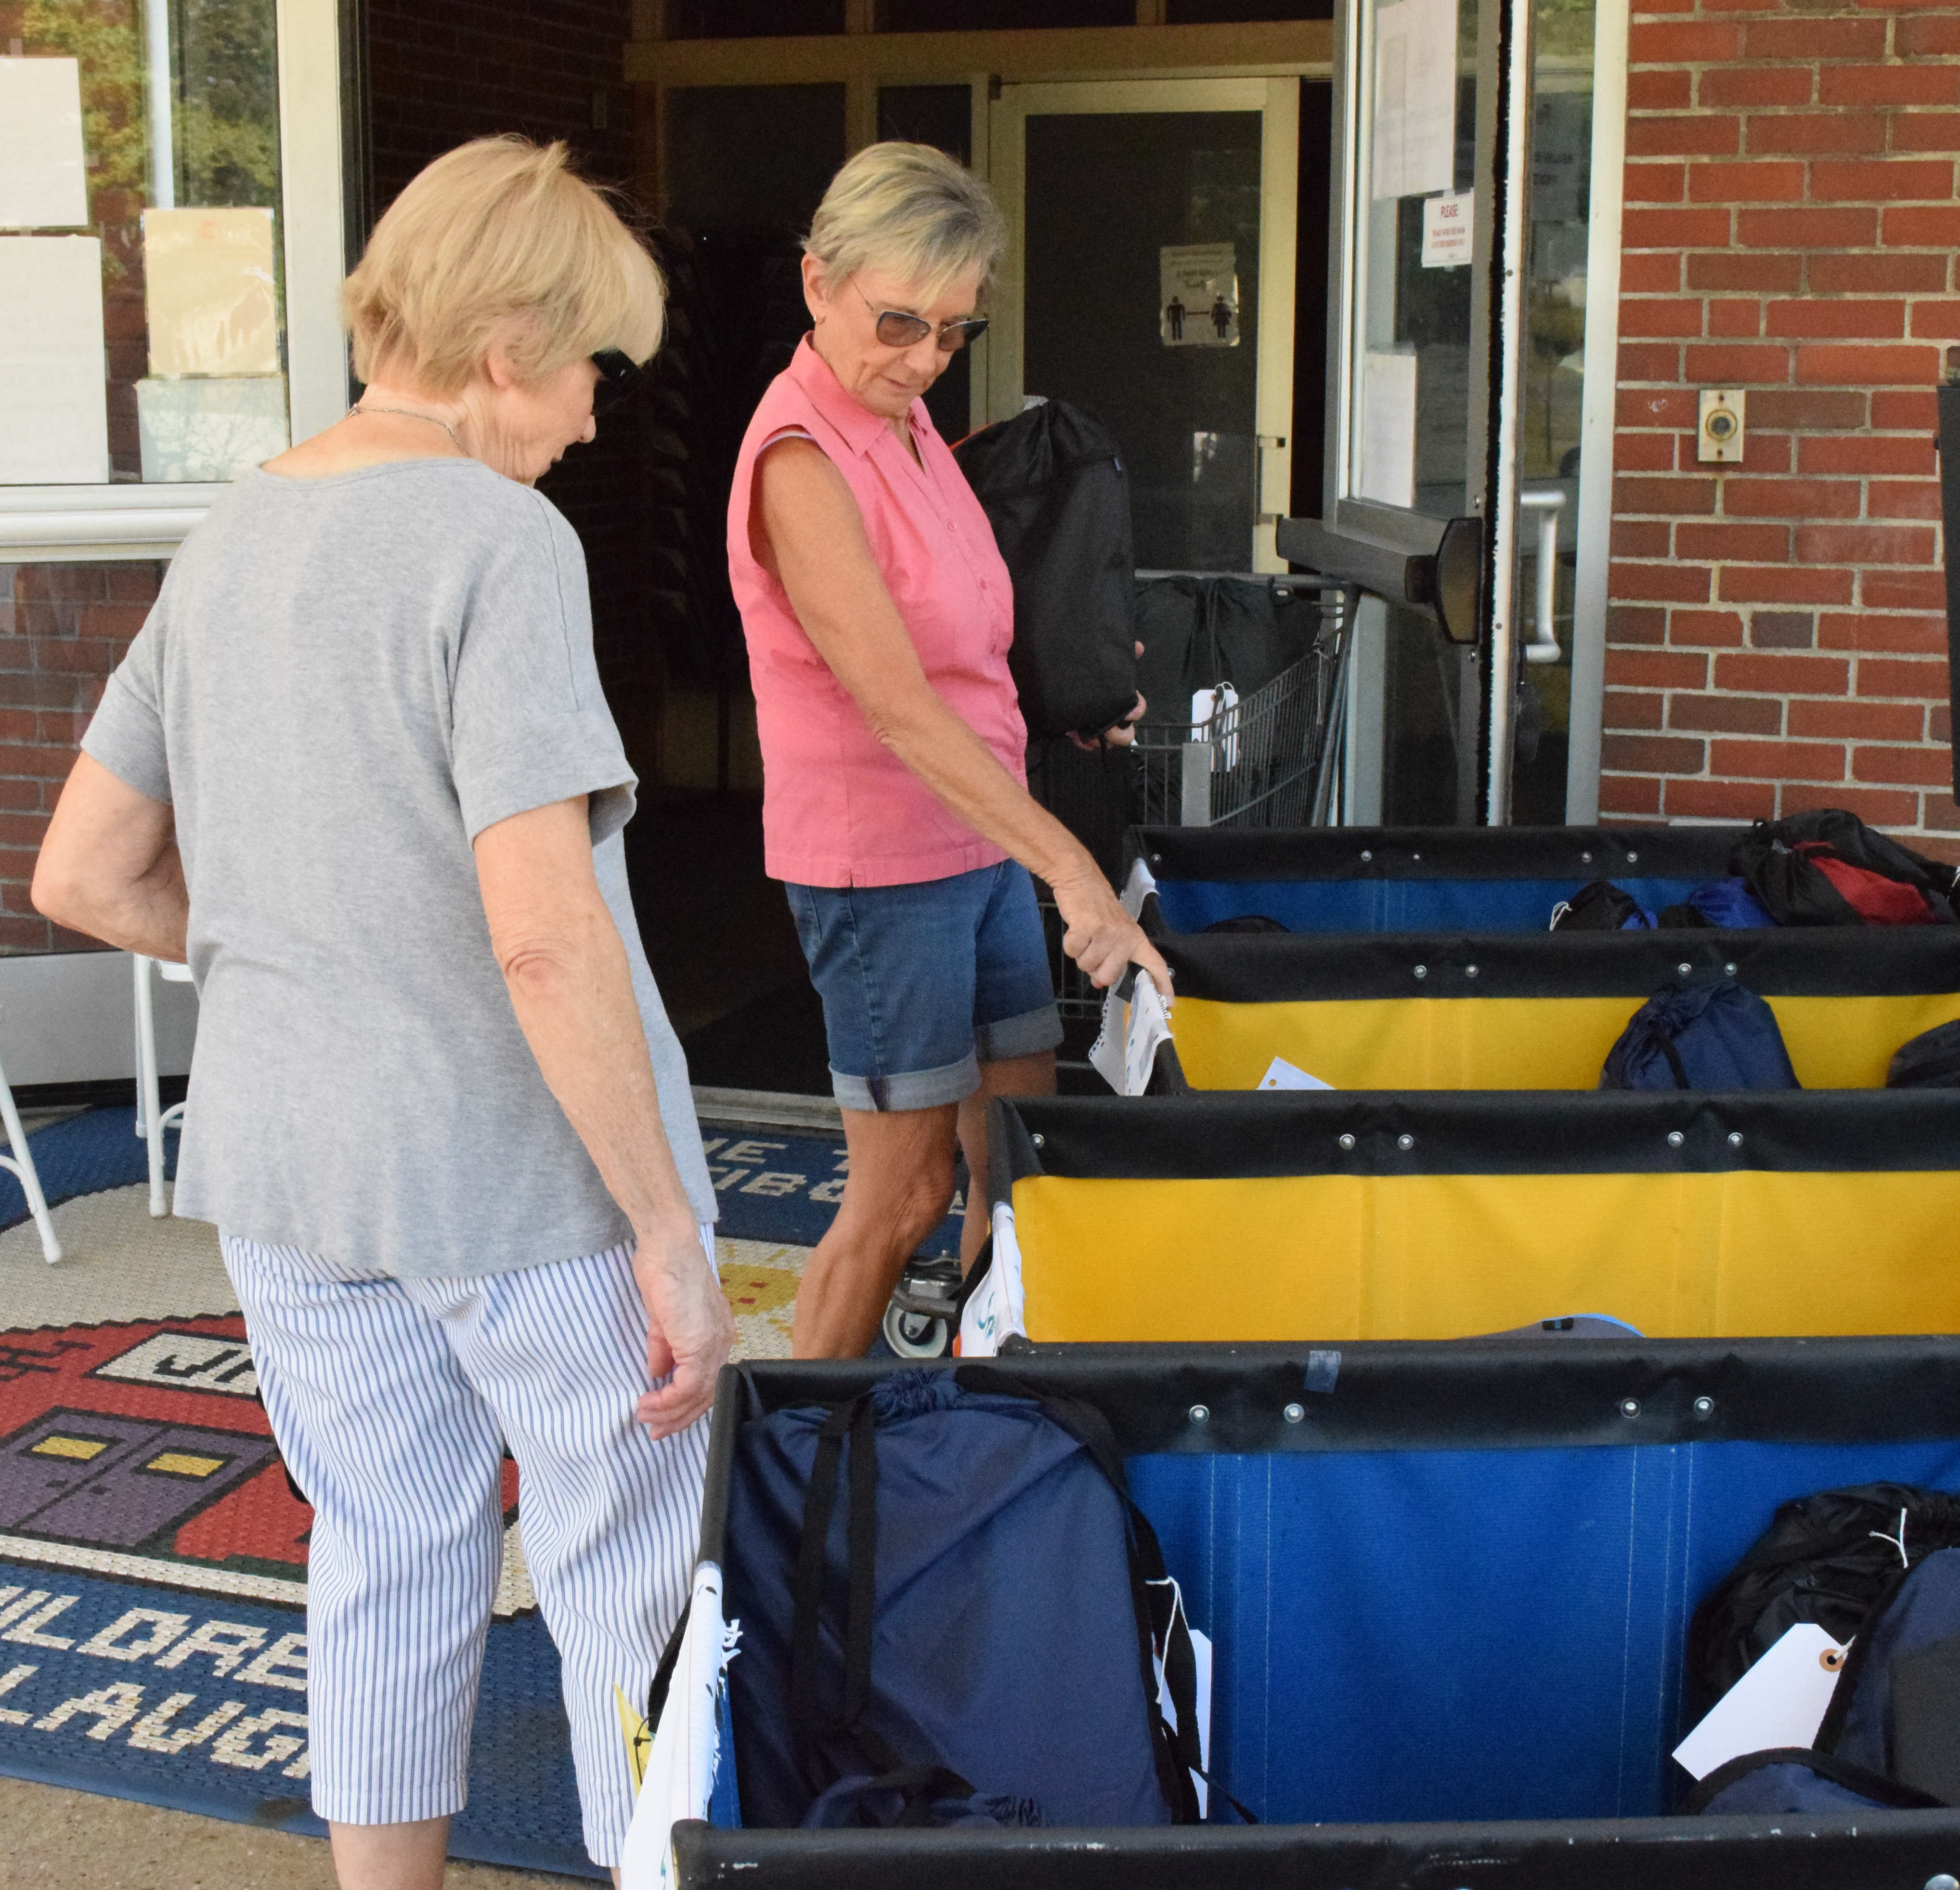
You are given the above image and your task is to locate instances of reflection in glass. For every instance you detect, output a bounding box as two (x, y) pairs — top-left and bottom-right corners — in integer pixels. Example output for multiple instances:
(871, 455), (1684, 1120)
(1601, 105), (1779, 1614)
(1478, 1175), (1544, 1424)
(0, 0), (285, 485)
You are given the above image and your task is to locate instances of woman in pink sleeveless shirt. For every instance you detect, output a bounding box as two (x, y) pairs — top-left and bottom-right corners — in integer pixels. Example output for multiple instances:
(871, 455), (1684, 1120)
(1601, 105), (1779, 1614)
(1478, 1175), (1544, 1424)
(728, 143), (1168, 1358)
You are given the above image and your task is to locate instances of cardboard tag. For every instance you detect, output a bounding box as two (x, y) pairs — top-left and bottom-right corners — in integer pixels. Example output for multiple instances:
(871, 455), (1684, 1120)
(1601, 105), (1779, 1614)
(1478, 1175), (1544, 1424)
(1671, 1623), (1849, 1781)
(1260, 1056), (1332, 1092)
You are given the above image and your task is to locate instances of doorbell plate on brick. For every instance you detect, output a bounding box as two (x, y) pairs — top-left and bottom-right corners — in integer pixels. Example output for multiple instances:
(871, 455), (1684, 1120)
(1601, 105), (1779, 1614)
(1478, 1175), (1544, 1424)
(1698, 389), (1745, 465)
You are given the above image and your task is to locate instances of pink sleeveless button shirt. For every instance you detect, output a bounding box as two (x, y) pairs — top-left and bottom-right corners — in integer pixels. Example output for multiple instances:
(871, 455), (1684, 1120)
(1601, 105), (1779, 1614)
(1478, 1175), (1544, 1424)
(727, 336), (1025, 888)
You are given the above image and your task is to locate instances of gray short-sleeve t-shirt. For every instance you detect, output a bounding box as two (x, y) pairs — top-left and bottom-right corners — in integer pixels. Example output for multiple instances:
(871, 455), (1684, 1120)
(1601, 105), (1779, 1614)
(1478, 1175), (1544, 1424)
(82, 459), (717, 1277)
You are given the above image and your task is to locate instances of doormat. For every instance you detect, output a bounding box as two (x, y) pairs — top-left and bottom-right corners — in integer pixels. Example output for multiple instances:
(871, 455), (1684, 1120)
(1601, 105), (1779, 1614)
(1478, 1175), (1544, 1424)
(0, 1103), (940, 1879)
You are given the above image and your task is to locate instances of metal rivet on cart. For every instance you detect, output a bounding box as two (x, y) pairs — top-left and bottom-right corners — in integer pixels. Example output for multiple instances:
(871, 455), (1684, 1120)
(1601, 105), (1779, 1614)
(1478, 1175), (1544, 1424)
(1338, 1133), (1357, 1151)
(1724, 962), (1737, 977)
(1397, 1133), (1415, 1151)
(1414, 964), (1428, 979)
(1627, 851), (1639, 863)
(1694, 1396), (1715, 1417)
(1188, 1404), (1210, 1425)
(1620, 1398), (1641, 1419)
(1727, 1131), (1743, 1148)
(1582, 850), (1593, 863)
(1677, 963), (1693, 978)
(1465, 964), (1480, 978)
(1284, 1402), (1306, 1424)
(1360, 849), (1373, 862)
(1667, 1130), (1685, 1148)
(1412, 852), (1421, 861)
(1031, 1133), (1045, 1147)
(1924, 1875), (1958, 1890)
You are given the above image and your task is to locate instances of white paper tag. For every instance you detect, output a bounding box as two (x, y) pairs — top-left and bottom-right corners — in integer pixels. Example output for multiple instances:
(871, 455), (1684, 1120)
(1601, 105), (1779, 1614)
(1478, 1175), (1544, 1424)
(1421, 190), (1474, 267)
(1259, 1056), (1332, 1092)
(1671, 1623), (1849, 1781)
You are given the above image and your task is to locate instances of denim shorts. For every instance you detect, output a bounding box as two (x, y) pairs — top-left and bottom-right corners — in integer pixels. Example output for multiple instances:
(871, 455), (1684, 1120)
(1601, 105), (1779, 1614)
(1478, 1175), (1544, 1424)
(785, 860), (1064, 1112)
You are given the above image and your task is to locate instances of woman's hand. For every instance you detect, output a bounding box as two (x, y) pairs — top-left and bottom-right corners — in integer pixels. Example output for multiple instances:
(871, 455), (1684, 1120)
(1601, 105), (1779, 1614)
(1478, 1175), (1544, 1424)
(632, 1221), (735, 1439)
(1051, 862), (1173, 997)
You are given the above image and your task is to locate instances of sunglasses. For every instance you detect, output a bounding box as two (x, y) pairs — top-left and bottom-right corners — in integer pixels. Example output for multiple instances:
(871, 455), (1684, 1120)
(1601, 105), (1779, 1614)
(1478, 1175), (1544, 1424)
(590, 350), (644, 409)
(854, 283), (989, 354)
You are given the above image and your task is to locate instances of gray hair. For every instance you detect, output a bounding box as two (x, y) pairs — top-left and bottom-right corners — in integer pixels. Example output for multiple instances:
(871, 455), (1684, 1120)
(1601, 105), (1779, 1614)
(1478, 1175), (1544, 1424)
(805, 142), (1006, 307)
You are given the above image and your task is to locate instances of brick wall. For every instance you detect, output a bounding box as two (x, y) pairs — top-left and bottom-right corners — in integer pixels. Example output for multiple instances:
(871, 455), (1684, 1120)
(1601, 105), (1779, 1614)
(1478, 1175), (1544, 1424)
(0, 563), (164, 952)
(1606, 0), (1960, 846)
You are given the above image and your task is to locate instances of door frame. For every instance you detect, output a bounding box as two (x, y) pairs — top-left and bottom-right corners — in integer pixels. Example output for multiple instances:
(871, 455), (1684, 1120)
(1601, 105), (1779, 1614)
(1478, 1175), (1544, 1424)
(986, 76), (1300, 574)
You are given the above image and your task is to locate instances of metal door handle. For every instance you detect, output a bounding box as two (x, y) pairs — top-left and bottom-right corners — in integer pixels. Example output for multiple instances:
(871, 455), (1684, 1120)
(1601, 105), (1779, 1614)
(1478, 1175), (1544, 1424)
(1520, 488), (1566, 665)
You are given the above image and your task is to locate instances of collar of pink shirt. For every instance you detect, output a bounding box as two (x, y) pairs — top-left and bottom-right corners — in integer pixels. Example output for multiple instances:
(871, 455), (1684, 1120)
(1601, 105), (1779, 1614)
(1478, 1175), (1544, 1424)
(785, 332), (928, 462)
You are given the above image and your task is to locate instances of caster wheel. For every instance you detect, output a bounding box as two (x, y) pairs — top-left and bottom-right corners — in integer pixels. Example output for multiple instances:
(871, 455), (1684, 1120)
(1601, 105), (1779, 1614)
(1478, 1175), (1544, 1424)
(882, 1302), (951, 1358)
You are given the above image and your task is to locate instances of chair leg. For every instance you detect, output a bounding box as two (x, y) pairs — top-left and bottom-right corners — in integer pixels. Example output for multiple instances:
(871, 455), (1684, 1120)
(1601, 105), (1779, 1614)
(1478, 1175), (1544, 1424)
(135, 955), (167, 1216)
(133, 953), (150, 1138)
(0, 1053), (62, 1265)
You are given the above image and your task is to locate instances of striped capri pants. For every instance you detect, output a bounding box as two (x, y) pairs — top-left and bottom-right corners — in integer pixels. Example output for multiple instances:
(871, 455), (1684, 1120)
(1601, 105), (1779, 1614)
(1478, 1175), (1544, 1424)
(221, 1230), (714, 1867)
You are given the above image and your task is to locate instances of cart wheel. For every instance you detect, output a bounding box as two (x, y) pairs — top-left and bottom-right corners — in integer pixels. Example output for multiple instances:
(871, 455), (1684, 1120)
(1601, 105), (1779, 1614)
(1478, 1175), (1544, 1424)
(882, 1302), (950, 1359)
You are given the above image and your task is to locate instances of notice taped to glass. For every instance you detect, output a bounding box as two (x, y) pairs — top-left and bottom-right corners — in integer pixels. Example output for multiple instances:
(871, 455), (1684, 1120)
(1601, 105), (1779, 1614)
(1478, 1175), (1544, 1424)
(1159, 243), (1239, 347)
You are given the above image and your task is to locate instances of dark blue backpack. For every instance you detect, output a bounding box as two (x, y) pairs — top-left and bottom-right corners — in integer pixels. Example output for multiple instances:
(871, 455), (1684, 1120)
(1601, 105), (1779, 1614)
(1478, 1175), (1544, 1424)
(1599, 979), (1801, 1091)
(722, 1367), (1207, 1830)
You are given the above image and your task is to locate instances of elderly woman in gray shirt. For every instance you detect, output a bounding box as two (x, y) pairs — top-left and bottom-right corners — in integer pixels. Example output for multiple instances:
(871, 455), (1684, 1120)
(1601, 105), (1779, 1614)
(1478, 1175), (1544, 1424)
(32, 137), (731, 1889)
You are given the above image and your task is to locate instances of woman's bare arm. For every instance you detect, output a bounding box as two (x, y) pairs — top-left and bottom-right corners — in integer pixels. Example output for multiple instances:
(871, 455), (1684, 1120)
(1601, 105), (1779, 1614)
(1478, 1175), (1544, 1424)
(753, 438), (1168, 993)
(32, 754), (188, 959)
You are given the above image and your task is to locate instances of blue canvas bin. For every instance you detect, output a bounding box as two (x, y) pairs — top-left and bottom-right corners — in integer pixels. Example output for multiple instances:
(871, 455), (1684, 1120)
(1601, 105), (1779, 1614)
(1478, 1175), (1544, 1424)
(647, 1343), (1960, 1890)
(1129, 822), (1747, 935)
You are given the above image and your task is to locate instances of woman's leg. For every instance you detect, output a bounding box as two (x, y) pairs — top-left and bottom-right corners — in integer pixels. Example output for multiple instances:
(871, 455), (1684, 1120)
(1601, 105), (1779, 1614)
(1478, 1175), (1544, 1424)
(954, 1049), (1058, 1270)
(435, 1239), (710, 1873)
(792, 1100), (960, 1356)
(221, 1237), (506, 1890)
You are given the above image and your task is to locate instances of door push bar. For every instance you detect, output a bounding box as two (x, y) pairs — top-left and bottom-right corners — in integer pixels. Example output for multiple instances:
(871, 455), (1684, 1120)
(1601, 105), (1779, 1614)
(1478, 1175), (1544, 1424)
(1519, 487), (1566, 666)
(1276, 512), (1485, 647)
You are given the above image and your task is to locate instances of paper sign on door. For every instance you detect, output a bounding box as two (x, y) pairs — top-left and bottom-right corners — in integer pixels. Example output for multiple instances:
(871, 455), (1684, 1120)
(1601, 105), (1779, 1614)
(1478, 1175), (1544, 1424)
(1421, 191), (1474, 268)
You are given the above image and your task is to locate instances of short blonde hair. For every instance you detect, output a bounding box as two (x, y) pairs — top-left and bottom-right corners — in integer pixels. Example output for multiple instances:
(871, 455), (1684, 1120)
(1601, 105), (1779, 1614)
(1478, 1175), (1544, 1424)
(805, 142), (1005, 307)
(343, 136), (663, 394)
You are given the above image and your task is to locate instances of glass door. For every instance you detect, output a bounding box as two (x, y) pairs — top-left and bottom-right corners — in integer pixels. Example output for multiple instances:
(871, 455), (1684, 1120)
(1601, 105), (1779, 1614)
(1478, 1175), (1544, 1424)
(987, 78), (1299, 575)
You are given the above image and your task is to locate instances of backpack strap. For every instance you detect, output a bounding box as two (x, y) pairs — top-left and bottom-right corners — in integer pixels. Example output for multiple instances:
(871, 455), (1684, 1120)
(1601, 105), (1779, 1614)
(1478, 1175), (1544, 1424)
(1684, 1744), (1943, 1814)
(1658, 1028), (1692, 1090)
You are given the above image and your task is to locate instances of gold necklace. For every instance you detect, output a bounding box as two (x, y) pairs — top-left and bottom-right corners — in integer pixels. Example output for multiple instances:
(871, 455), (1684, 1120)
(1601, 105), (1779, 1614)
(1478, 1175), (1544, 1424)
(348, 404), (462, 450)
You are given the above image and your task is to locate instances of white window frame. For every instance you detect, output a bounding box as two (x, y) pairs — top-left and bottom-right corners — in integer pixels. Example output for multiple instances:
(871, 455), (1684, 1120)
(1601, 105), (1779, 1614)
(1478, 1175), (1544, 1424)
(0, 0), (347, 563)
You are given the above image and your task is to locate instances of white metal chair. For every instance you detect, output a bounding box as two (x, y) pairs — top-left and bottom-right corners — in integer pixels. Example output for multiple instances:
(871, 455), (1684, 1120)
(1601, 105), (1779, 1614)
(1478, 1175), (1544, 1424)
(134, 953), (193, 1218)
(0, 1017), (62, 1264)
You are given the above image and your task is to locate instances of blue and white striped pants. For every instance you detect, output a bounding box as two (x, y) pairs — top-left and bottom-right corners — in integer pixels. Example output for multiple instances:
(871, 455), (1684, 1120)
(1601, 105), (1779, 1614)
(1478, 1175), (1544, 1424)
(221, 1232), (713, 1866)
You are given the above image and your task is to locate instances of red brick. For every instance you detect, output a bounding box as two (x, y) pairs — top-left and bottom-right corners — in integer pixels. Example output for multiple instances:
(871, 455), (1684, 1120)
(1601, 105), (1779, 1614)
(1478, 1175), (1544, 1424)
(1819, 612), (1948, 653)
(1616, 432), (1678, 472)
(1794, 344), (1941, 384)
(1700, 67), (1813, 109)
(1609, 605), (1670, 645)
(1910, 301), (1960, 339)
(1668, 604), (1751, 643)
(1796, 523), (1937, 565)
(1675, 524), (1790, 562)
(1856, 656), (1948, 697)
(1605, 648), (1714, 689)
(1688, 162), (1811, 204)
(1708, 300), (1762, 339)
(1629, 69), (1694, 111)
(1748, 113), (1887, 157)
(1605, 690), (1666, 730)
(1869, 481), (1943, 521)
(75, 602), (149, 639)
(1624, 206), (1733, 248)
(1621, 299), (1707, 338)
(1687, 252), (1802, 294)
(1921, 795), (1960, 834)
(1630, 115), (1741, 158)
(0, 781), (43, 811)
(1671, 693), (1783, 734)
(1854, 744), (1954, 786)
(1599, 775), (1665, 816)
(1863, 571), (1950, 611)
(1685, 341), (1792, 382)
(1934, 706), (1953, 743)
(1749, 388), (1868, 430)
(1732, 430), (1794, 474)
(1811, 160), (1957, 203)
(1615, 475), (1719, 515)
(1619, 388), (1700, 429)
(1890, 115), (1960, 154)
(1713, 652), (1853, 694)
(1780, 782), (1922, 825)
(1739, 206), (1878, 249)
(1612, 520), (1674, 559)
(1711, 739), (1848, 781)
(1808, 253), (1949, 295)
(1631, 18), (1742, 59)
(1883, 206), (1960, 247)
(1870, 388), (1938, 430)
(1723, 478), (1861, 519)
(1752, 611), (1816, 649)
(1622, 252), (1684, 294)
(1604, 733), (1708, 773)
(1741, 17), (1885, 58)
(1664, 778), (1778, 820)
(1722, 567), (1857, 606)
(1765, 299), (1906, 339)
(1820, 64), (1960, 108)
(1797, 434), (1935, 476)
(1790, 699), (1925, 741)
(1620, 341), (1684, 382)
(1899, 14), (1960, 55)
(1612, 562), (1716, 603)
(1625, 162), (1689, 205)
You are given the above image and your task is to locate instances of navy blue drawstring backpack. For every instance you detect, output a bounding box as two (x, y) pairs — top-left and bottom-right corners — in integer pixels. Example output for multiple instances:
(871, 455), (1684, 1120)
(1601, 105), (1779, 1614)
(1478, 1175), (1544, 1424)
(1599, 980), (1800, 1091)
(721, 1367), (1209, 1831)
